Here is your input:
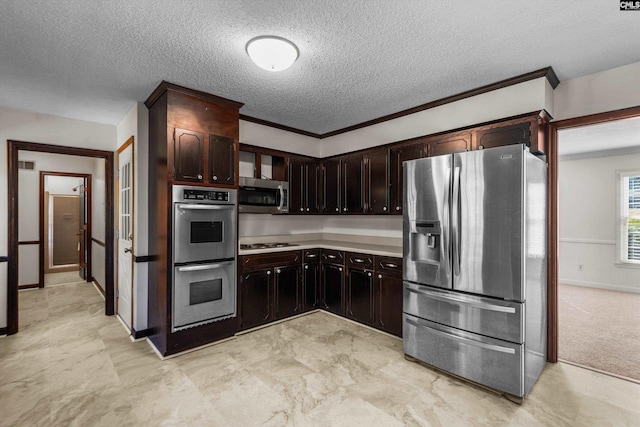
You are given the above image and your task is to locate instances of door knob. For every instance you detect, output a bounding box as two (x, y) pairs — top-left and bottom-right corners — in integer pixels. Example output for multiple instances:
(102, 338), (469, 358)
(124, 247), (132, 253)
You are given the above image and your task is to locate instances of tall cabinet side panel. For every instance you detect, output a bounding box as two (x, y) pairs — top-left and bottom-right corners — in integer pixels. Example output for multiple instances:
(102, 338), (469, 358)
(147, 93), (169, 354)
(524, 151), (547, 395)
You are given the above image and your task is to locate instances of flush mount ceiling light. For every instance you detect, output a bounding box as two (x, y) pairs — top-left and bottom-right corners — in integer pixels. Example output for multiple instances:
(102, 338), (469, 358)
(246, 36), (298, 72)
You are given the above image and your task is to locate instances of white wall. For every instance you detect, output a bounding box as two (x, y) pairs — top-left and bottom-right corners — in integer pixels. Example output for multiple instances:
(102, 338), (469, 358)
(17, 152), (99, 286)
(115, 102), (149, 332)
(559, 152), (640, 293)
(92, 158), (106, 291)
(0, 107), (116, 328)
(46, 175), (83, 195)
(554, 61), (640, 121)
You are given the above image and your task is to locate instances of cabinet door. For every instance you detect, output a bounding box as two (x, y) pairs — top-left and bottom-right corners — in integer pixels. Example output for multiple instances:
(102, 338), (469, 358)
(274, 265), (301, 320)
(174, 128), (204, 182)
(303, 262), (321, 311)
(390, 142), (425, 214)
(321, 263), (344, 314)
(209, 134), (235, 185)
(289, 158), (305, 213)
(322, 160), (341, 214)
(366, 149), (390, 214)
(342, 154), (365, 214)
(305, 161), (321, 214)
(427, 131), (470, 157)
(346, 269), (374, 325)
(473, 121), (531, 150)
(375, 273), (403, 337)
(241, 270), (272, 330)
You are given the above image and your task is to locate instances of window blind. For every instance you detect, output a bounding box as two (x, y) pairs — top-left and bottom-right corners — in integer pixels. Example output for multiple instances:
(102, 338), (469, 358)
(624, 175), (640, 261)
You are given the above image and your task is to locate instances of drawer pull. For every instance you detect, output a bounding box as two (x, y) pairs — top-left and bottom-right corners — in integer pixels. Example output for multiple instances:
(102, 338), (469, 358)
(384, 263), (398, 268)
(406, 317), (516, 354)
(306, 254), (317, 258)
(352, 258), (364, 263)
(405, 284), (516, 314)
(327, 254), (337, 259)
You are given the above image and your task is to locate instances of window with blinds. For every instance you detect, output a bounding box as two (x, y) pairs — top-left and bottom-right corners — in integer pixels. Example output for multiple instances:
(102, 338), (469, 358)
(620, 172), (640, 262)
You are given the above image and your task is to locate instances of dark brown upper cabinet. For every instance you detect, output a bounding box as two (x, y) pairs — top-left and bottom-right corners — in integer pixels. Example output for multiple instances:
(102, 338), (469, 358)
(209, 134), (235, 185)
(365, 148), (391, 214)
(322, 159), (341, 214)
(390, 141), (426, 215)
(342, 153), (365, 214)
(174, 128), (204, 182)
(471, 112), (549, 154)
(289, 157), (321, 214)
(427, 131), (471, 157)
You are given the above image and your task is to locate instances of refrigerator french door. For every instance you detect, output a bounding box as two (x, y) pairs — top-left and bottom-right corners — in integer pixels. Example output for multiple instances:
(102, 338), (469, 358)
(402, 144), (547, 398)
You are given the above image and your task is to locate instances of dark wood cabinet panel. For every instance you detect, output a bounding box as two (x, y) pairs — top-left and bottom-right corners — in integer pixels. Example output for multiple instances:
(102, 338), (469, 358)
(346, 268), (375, 325)
(305, 161), (321, 214)
(289, 157), (305, 213)
(241, 251), (300, 270)
(274, 265), (301, 320)
(303, 262), (321, 311)
(342, 154), (365, 214)
(174, 128), (204, 182)
(375, 273), (403, 337)
(472, 121), (531, 151)
(321, 249), (344, 264)
(390, 142), (425, 214)
(427, 131), (471, 157)
(366, 149), (390, 214)
(322, 263), (344, 315)
(241, 270), (272, 330)
(209, 134), (235, 185)
(346, 252), (373, 269)
(322, 160), (341, 214)
(375, 255), (403, 277)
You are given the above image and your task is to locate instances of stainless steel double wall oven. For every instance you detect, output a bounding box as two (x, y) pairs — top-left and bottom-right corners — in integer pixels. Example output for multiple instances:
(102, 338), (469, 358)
(172, 185), (237, 332)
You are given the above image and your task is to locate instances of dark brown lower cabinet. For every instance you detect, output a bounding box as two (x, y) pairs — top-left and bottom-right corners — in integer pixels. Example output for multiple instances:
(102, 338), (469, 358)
(240, 269), (272, 330)
(274, 265), (301, 320)
(374, 272), (403, 337)
(321, 263), (344, 315)
(346, 268), (375, 325)
(303, 262), (321, 311)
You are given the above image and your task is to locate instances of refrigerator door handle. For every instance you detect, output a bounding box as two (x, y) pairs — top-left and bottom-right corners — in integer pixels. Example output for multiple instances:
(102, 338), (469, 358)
(405, 317), (516, 354)
(405, 284), (517, 313)
(452, 166), (461, 276)
(443, 167), (451, 272)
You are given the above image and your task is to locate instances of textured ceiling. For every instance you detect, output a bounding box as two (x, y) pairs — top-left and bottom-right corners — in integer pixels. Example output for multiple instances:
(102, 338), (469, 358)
(1, 1), (640, 135)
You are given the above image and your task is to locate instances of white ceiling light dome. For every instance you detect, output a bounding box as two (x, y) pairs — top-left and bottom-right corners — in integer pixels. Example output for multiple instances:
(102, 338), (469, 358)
(246, 36), (299, 72)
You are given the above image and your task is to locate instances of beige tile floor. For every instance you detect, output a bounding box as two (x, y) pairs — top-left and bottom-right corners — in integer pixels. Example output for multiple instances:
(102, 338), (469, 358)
(2, 283), (640, 426)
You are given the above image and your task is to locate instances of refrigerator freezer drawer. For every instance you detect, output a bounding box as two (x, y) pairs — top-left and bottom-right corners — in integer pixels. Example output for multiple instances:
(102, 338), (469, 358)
(403, 282), (524, 343)
(403, 313), (524, 397)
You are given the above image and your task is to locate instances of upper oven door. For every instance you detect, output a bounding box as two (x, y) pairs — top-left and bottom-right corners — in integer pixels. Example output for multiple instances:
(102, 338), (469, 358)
(173, 202), (236, 263)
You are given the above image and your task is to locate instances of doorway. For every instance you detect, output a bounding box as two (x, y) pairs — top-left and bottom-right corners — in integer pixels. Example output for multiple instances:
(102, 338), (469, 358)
(548, 106), (640, 381)
(7, 140), (115, 335)
(40, 172), (92, 288)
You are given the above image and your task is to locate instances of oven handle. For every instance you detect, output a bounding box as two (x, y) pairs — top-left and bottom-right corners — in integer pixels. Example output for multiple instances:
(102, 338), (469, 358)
(177, 261), (233, 272)
(177, 204), (234, 211)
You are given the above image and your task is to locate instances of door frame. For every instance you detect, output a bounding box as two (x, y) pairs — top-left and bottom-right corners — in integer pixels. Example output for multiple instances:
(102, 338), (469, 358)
(7, 140), (115, 335)
(39, 171), (92, 288)
(116, 136), (135, 329)
(547, 104), (640, 362)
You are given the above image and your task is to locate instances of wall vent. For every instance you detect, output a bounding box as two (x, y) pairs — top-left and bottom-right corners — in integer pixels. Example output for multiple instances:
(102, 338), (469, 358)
(18, 160), (36, 170)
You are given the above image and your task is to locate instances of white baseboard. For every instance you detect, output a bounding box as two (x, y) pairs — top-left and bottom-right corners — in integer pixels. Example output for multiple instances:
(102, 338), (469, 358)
(559, 279), (640, 294)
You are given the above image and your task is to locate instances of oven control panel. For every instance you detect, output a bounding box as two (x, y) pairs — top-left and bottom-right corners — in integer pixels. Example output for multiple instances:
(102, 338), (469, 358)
(183, 189), (229, 201)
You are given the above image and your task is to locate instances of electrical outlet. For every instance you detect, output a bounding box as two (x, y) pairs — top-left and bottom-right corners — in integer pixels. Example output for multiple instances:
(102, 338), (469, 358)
(578, 264), (584, 271)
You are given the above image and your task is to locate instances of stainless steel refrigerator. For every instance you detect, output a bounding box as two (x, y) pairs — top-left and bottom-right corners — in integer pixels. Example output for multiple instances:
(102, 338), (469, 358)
(402, 144), (547, 398)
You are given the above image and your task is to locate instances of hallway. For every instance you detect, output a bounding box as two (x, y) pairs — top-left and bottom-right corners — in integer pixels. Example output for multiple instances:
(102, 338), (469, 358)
(2, 284), (640, 426)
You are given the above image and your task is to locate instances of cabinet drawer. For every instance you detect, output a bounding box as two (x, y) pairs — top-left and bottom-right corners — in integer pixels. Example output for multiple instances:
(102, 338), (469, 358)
(241, 251), (301, 270)
(346, 252), (373, 269)
(403, 313), (524, 397)
(321, 249), (344, 264)
(303, 249), (320, 263)
(375, 256), (402, 276)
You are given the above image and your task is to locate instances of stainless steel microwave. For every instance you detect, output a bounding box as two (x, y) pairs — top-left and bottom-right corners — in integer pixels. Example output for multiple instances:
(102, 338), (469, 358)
(238, 177), (289, 214)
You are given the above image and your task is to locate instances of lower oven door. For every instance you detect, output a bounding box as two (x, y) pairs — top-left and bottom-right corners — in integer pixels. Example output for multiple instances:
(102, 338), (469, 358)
(172, 260), (236, 332)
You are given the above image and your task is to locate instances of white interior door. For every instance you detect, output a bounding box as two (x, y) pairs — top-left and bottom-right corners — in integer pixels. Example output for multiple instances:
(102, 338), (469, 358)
(117, 141), (134, 330)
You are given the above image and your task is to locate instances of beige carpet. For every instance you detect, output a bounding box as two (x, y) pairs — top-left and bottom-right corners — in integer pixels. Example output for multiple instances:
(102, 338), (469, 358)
(559, 283), (640, 382)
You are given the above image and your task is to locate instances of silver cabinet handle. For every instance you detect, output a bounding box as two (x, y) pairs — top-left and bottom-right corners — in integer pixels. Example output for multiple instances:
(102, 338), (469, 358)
(177, 261), (232, 272)
(405, 317), (515, 354)
(405, 284), (516, 313)
(384, 263), (398, 268)
(343, 207), (347, 212)
(306, 254), (317, 258)
(177, 204), (233, 210)
(378, 274), (382, 279)
(335, 207), (339, 212)
(276, 269), (281, 274)
(352, 258), (364, 263)
(367, 272), (372, 277)
(396, 206), (401, 211)
(212, 175), (218, 181)
(383, 206), (387, 211)
(304, 265), (308, 270)
(197, 174), (203, 180)
(266, 271), (271, 275)
(338, 267), (342, 272)
(300, 208), (304, 211)
(306, 208), (310, 212)
(478, 145), (484, 150)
